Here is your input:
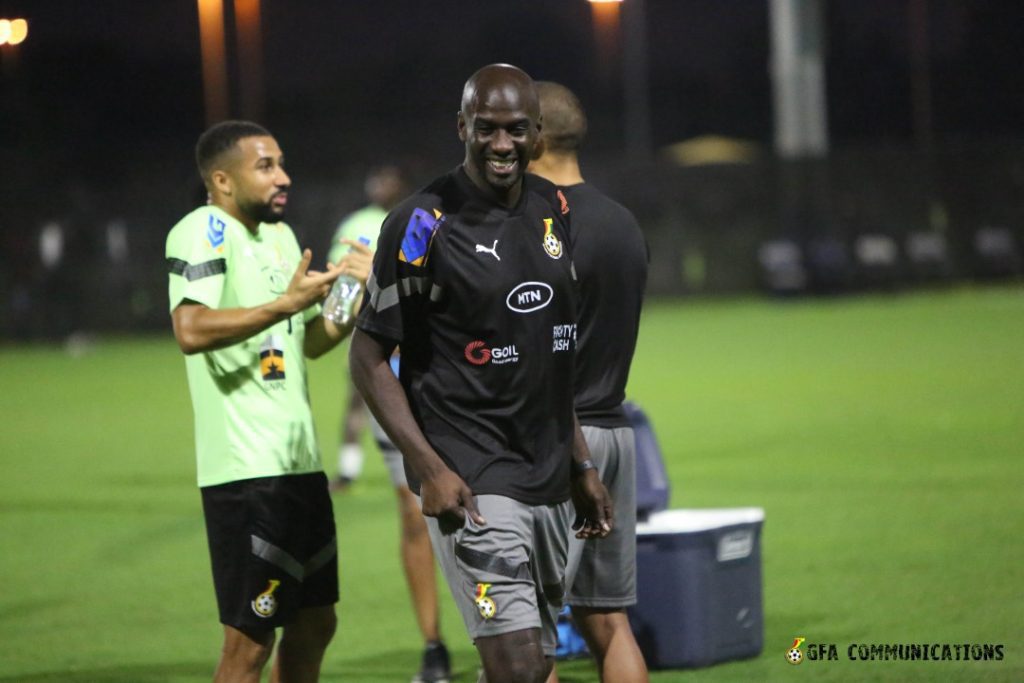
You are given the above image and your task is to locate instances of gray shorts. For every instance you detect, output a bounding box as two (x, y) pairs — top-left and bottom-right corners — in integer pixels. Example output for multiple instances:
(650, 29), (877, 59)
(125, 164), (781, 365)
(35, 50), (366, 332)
(565, 425), (637, 608)
(424, 494), (572, 656)
(369, 414), (407, 488)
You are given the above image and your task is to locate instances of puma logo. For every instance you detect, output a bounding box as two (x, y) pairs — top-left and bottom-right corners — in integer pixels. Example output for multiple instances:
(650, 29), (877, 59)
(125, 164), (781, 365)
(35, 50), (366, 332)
(475, 240), (500, 261)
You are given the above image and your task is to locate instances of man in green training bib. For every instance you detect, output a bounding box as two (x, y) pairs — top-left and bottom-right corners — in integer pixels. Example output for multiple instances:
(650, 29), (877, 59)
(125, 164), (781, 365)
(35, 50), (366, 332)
(328, 164), (406, 492)
(166, 120), (371, 683)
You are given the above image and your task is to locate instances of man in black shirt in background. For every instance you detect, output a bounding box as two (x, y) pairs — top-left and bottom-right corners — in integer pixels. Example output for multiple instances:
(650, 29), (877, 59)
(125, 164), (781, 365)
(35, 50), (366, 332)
(350, 64), (612, 683)
(530, 81), (649, 683)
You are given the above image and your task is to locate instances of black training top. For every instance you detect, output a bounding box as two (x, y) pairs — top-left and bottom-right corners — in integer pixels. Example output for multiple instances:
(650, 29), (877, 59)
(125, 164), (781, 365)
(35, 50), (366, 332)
(561, 182), (648, 428)
(357, 166), (578, 505)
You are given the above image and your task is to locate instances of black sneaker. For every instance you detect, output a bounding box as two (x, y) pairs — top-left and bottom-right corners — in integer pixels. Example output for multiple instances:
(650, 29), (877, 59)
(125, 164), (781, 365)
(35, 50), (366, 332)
(412, 641), (451, 683)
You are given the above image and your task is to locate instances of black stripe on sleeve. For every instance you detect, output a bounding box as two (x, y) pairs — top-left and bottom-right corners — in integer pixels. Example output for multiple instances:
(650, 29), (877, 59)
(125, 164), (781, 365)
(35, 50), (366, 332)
(167, 257), (226, 281)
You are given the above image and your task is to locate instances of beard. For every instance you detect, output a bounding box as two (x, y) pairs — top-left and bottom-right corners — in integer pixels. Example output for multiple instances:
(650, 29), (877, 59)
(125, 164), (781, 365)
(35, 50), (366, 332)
(240, 196), (286, 225)
(485, 168), (520, 190)
(476, 156), (522, 194)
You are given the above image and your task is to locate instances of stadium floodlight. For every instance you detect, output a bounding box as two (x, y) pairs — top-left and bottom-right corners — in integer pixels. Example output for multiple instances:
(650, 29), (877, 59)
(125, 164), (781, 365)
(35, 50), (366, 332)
(8, 18), (28, 45)
(196, 0), (229, 125)
(0, 18), (27, 46)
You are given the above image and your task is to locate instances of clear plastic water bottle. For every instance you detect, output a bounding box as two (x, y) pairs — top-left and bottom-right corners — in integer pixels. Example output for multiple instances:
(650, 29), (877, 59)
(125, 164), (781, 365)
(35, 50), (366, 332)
(322, 236), (371, 325)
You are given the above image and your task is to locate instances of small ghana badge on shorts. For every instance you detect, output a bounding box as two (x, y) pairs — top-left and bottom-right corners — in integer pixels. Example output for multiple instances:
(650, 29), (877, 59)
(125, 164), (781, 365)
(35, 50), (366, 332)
(252, 579), (281, 618)
(475, 582), (497, 620)
(542, 218), (563, 259)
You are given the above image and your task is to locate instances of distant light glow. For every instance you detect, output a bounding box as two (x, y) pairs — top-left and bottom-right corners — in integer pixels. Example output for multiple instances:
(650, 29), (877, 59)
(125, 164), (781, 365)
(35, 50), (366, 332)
(196, 0), (229, 125)
(0, 18), (28, 46)
(234, 0), (265, 119)
(9, 18), (28, 45)
(588, 0), (623, 3)
(590, 0), (621, 64)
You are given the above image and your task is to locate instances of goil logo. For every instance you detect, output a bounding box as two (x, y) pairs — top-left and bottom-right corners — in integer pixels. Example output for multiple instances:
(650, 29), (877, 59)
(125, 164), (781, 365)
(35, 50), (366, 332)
(464, 340), (491, 365)
(464, 340), (520, 366)
(506, 281), (553, 313)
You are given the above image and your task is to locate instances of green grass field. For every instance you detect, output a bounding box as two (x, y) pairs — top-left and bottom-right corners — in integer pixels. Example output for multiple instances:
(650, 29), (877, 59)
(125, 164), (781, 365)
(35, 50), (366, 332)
(1, 286), (1021, 682)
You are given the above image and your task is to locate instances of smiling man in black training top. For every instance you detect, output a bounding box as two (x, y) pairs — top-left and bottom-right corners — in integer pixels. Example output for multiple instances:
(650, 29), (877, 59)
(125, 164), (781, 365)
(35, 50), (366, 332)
(349, 63), (612, 683)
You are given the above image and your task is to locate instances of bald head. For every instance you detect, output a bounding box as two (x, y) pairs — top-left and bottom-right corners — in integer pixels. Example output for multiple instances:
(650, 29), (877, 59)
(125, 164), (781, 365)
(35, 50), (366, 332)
(536, 81), (587, 153)
(458, 63), (542, 206)
(461, 63), (540, 121)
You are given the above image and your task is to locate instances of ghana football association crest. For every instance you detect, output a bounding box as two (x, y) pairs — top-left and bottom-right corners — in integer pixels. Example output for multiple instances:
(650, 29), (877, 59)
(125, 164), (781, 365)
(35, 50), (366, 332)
(475, 582), (497, 620)
(786, 637), (806, 665)
(542, 218), (563, 259)
(252, 579), (281, 618)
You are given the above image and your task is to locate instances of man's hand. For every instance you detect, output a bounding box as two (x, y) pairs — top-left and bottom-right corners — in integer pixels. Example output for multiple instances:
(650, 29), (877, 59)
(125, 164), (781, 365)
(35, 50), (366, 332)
(172, 248), (340, 355)
(335, 238), (373, 286)
(280, 248), (344, 314)
(420, 467), (487, 533)
(570, 468), (613, 539)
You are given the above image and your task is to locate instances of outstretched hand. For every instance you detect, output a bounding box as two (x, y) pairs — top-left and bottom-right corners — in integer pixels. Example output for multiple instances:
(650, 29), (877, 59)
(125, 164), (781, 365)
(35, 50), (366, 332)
(571, 470), (613, 539)
(420, 467), (486, 534)
(283, 248), (343, 313)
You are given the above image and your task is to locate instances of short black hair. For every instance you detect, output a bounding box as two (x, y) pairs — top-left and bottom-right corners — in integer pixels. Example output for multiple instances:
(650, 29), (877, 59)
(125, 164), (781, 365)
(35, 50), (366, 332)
(195, 120), (272, 182)
(535, 82), (587, 153)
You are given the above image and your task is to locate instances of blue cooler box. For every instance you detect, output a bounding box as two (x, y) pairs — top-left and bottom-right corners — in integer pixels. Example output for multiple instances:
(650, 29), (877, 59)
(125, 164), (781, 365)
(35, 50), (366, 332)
(627, 508), (765, 669)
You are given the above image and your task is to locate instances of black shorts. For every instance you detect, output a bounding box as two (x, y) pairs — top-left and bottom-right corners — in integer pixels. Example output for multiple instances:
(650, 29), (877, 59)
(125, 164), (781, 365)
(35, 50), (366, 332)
(200, 472), (338, 635)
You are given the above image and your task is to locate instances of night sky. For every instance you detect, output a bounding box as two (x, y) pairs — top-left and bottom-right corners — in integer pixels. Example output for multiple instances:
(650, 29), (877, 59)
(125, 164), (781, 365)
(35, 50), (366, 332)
(1, 1), (1023, 243)
(4, 2), (1022, 148)
(0, 0), (1022, 336)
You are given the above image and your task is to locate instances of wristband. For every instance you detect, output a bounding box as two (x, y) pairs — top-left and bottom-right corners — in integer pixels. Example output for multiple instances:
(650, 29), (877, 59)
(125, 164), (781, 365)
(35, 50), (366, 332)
(572, 458), (598, 476)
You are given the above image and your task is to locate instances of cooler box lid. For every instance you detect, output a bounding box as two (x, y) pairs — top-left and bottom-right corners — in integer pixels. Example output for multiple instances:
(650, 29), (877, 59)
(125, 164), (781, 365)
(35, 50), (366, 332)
(637, 507), (765, 535)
